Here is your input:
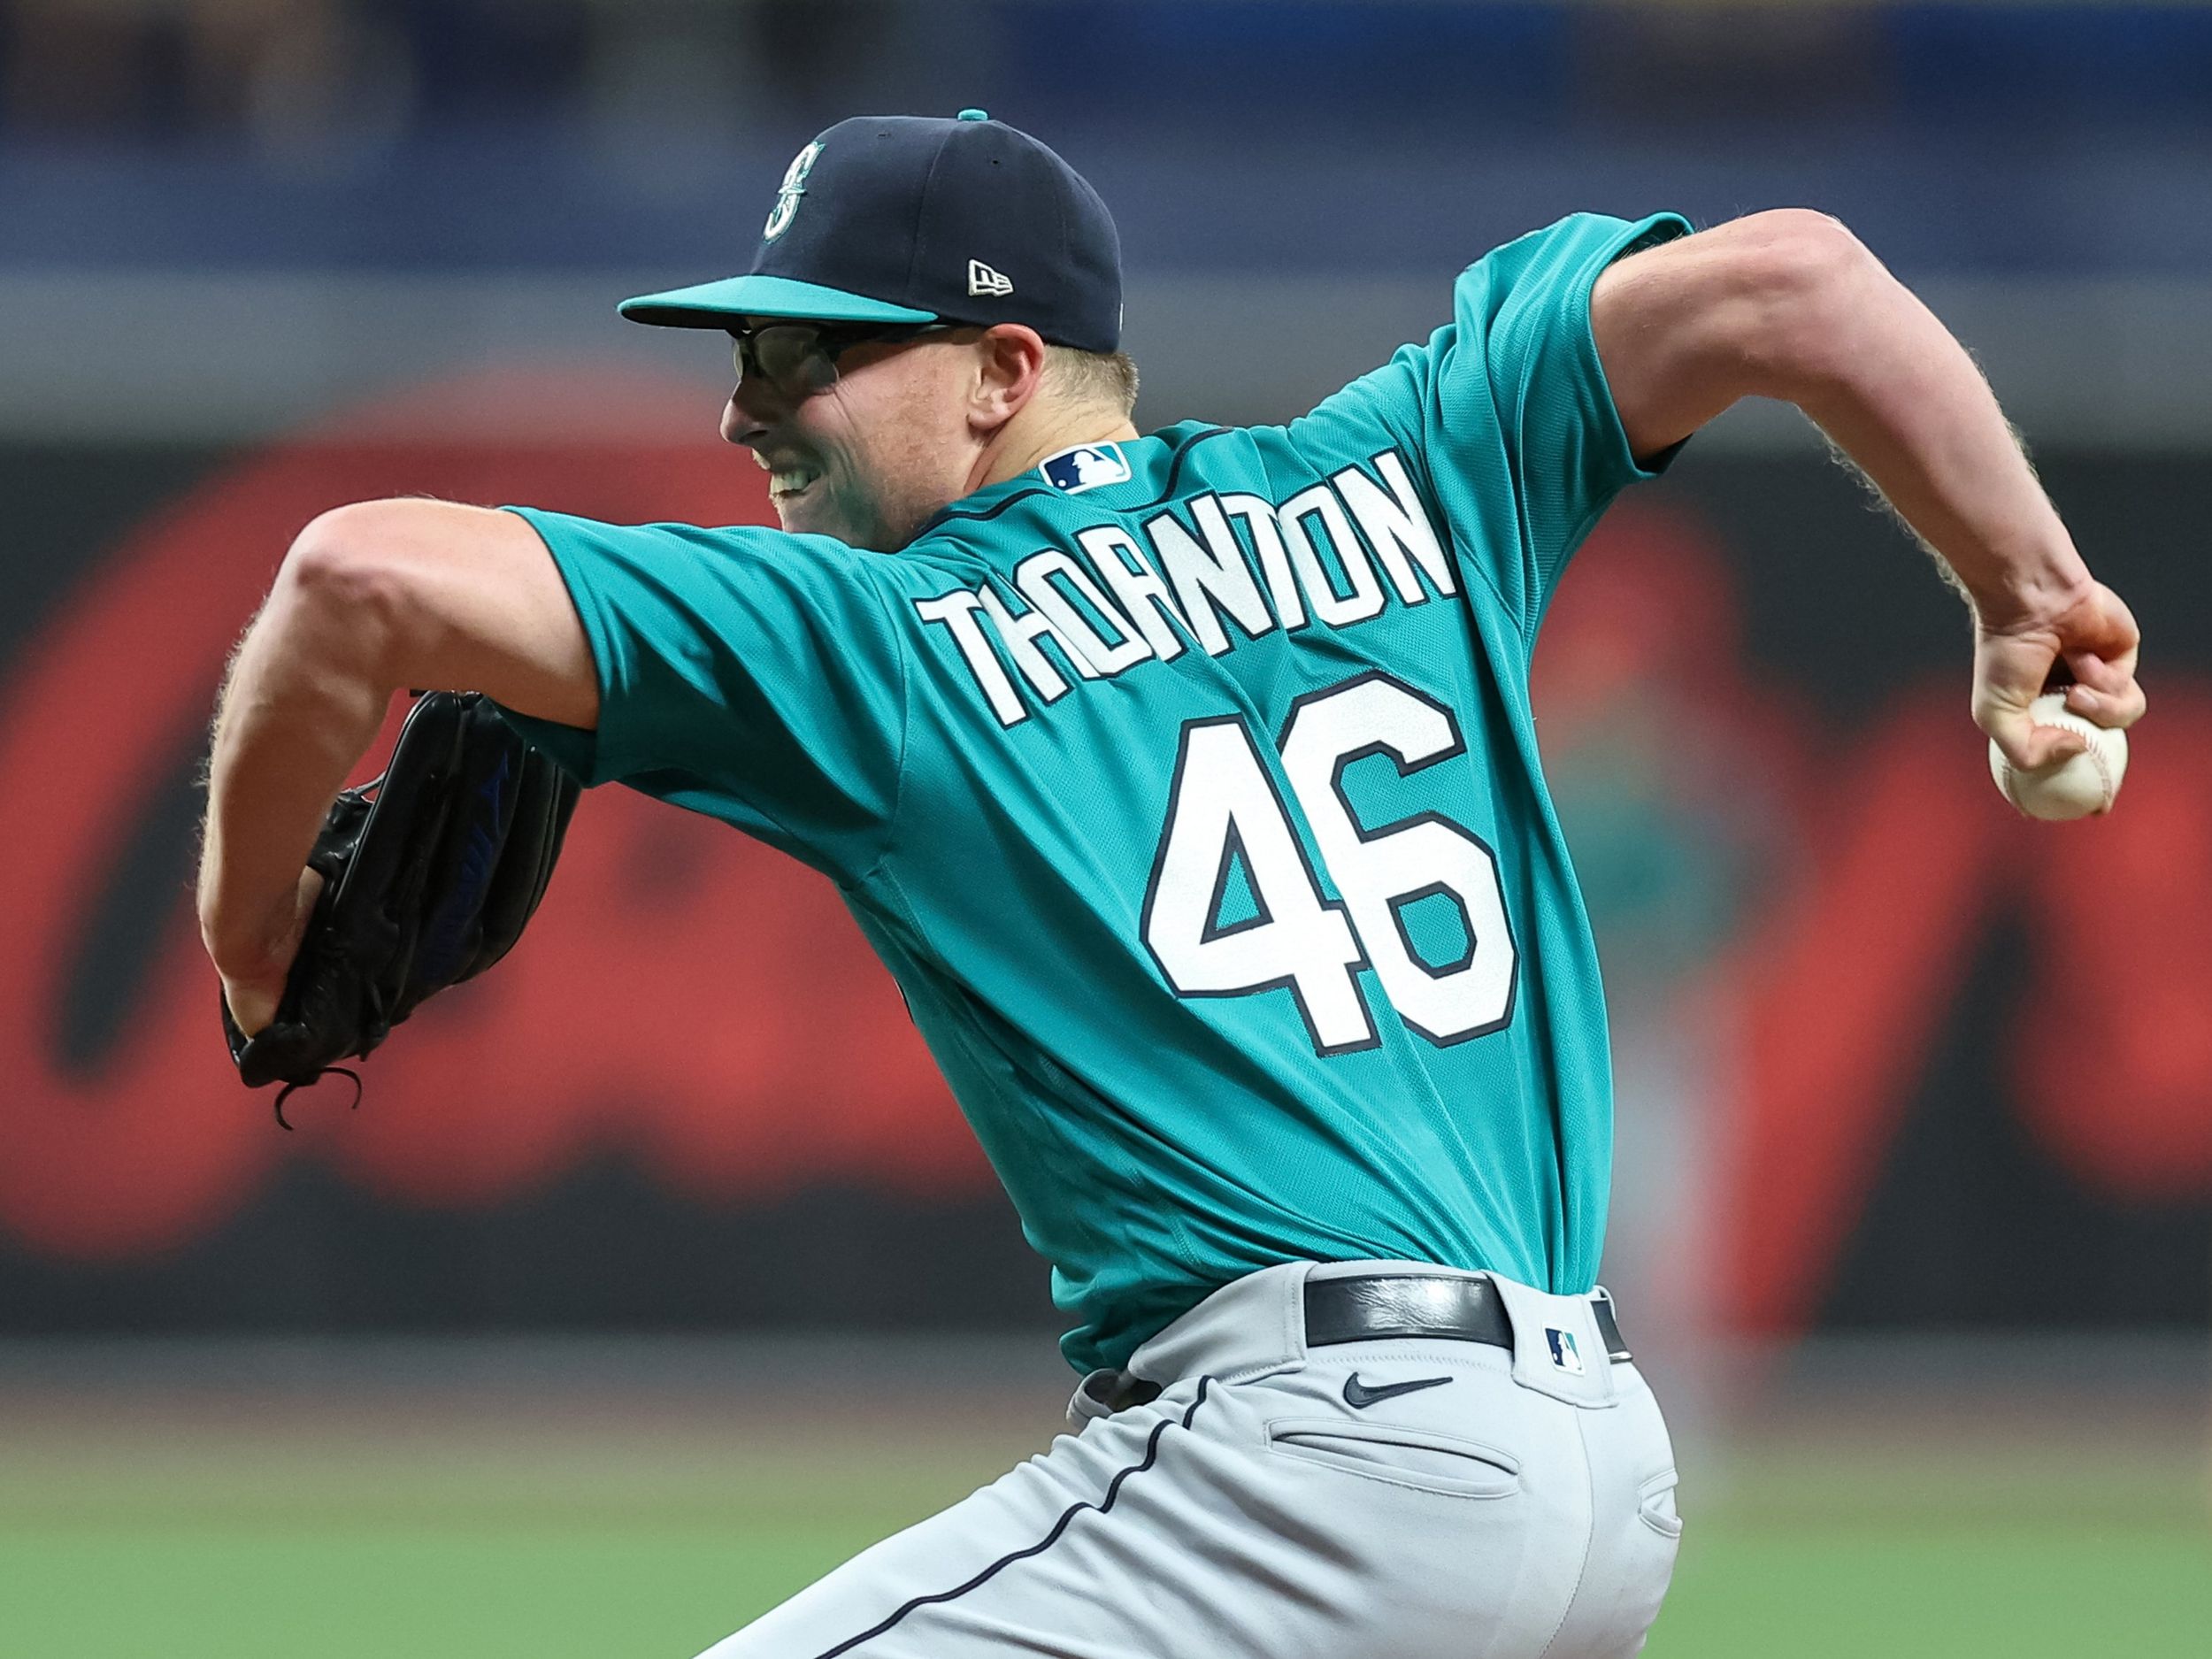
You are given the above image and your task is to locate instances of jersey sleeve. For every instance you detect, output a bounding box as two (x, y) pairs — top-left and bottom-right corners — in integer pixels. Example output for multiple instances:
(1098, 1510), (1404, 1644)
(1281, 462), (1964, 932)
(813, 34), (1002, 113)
(494, 508), (908, 881)
(1294, 211), (1693, 641)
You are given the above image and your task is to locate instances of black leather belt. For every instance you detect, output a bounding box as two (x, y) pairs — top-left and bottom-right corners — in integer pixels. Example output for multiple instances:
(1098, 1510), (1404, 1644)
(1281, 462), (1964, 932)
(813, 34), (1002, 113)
(1081, 1273), (1633, 1417)
(1304, 1273), (1632, 1363)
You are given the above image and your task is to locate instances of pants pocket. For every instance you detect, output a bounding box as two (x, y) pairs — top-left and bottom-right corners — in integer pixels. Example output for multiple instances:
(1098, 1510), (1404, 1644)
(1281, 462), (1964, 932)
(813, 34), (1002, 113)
(1263, 1416), (1523, 1499)
(1637, 1466), (1684, 1540)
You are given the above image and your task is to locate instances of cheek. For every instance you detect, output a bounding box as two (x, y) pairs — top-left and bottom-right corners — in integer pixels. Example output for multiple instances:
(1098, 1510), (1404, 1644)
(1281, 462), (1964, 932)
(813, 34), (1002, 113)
(898, 367), (976, 464)
(818, 355), (972, 506)
(847, 390), (943, 484)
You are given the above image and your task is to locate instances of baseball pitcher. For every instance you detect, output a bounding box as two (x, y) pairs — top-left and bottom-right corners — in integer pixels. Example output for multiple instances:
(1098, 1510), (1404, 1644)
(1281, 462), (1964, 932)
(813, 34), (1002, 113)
(197, 111), (2144, 1656)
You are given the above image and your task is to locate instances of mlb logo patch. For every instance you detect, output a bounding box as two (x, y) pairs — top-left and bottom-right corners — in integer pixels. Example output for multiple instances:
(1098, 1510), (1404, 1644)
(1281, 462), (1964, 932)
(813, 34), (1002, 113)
(1545, 1327), (1585, 1375)
(1040, 442), (1132, 495)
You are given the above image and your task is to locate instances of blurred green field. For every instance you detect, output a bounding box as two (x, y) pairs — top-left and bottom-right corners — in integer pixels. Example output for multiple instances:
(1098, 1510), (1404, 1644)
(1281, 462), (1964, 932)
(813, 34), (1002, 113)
(4, 1351), (2208, 1658)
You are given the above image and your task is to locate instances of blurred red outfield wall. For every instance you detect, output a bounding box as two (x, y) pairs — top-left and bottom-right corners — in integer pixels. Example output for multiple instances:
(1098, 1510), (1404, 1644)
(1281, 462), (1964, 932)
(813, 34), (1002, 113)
(4, 370), (2208, 1338)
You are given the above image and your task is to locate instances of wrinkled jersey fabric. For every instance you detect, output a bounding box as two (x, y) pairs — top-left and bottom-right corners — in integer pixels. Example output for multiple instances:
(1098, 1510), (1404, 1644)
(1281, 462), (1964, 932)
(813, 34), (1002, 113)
(502, 211), (1692, 1372)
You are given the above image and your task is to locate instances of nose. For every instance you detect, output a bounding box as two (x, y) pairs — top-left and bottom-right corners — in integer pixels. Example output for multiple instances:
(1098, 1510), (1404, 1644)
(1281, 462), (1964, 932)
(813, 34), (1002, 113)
(723, 364), (797, 442)
(720, 392), (763, 447)
(725, 373), (796, 446)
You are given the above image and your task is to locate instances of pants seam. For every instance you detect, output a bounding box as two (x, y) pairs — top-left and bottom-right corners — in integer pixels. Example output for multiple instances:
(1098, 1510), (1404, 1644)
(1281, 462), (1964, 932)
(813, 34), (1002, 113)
(810, 1375), (1217, 1658)
(1533, 1405), (1600, 1658)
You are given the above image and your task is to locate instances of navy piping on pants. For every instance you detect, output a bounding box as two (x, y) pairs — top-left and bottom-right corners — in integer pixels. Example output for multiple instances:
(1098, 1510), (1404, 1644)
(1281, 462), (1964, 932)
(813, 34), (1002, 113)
(810, 1376), (1218, 1658)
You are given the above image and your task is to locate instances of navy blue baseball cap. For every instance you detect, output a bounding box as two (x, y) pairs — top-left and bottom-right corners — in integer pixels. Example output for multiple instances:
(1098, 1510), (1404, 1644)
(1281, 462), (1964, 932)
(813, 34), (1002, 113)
(618, 110), (1123, 353)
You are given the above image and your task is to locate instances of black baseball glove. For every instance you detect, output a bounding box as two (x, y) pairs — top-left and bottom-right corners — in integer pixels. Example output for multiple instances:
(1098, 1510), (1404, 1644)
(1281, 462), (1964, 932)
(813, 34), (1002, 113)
(221, 690), (581, 1125)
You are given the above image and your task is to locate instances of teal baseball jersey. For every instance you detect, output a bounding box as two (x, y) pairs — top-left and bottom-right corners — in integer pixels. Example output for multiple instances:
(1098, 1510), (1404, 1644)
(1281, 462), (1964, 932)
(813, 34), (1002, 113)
(503, 210), (1691, 1373)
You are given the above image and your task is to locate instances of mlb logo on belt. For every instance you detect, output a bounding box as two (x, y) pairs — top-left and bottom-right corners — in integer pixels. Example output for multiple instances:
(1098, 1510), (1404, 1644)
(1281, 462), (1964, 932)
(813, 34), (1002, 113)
(1040, 442), (1132, 495)
(1545, 1327), (1585, 1375)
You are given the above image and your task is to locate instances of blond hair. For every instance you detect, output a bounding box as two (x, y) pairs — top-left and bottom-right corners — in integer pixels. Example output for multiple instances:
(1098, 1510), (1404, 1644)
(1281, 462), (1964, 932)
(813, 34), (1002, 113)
(1043, 347), (1141, 417)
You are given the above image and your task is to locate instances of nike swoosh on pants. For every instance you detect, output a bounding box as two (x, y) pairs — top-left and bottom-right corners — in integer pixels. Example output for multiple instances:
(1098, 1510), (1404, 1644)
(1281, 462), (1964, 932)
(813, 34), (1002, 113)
(1341, 1373), (1454, 1409)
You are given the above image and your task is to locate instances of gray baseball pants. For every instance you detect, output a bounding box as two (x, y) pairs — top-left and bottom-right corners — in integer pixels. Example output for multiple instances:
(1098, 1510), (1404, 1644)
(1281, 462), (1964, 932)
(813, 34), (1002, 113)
(696, 1259), (1682, 1658)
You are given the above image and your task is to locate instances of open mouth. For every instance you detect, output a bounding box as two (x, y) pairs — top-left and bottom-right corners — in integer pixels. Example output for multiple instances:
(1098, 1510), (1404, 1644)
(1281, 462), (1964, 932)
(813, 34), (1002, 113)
(758, 450), (824, 504)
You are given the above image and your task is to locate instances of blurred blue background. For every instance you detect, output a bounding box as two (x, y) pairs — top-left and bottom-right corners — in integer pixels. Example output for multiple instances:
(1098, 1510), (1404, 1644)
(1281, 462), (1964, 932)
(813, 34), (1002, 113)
(4, 0), (2211, 443)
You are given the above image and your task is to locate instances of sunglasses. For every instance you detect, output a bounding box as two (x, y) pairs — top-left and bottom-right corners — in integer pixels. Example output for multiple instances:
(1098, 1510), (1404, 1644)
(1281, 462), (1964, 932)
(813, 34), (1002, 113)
(727, 319), (956, 395)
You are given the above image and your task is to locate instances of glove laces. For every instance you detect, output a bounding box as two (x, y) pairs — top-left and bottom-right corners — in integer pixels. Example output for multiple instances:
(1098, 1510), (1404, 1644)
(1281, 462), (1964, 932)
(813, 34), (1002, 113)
(272, 1066), (363, 1131)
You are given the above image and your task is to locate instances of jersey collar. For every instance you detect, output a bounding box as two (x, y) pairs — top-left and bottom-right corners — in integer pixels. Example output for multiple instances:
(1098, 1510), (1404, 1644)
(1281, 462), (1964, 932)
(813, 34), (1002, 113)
(911, 426), (1228, 542)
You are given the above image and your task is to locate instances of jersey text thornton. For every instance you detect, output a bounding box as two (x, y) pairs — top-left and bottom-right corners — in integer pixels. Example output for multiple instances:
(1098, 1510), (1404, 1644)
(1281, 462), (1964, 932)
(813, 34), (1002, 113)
(912, 449), (1455, 728)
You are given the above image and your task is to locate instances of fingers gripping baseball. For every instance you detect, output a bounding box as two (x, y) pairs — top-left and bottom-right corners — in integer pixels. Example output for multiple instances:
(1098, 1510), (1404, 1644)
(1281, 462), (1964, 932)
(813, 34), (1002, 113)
(1975, 580), (2144, 770)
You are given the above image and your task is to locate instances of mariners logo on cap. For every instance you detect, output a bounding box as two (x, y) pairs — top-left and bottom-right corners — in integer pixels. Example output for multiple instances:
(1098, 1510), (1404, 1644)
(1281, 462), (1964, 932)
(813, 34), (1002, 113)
(1039, 442), (1132, 495)
(764, 140), (823, 241)
(1545, 1328), (1585, 1375)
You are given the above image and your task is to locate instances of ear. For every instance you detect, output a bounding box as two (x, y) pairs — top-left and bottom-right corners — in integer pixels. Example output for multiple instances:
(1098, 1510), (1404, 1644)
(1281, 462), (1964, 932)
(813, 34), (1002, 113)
(967, 324), (1048, 438)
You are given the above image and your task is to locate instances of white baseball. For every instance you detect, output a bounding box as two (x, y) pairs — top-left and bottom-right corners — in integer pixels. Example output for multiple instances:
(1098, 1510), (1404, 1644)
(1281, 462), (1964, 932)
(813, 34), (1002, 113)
(1988, 691), (2128, 820)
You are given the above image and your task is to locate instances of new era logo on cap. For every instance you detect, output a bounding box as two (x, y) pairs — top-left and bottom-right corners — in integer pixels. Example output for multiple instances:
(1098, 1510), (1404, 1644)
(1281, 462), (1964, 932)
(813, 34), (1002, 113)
(968, 259), (1013, 297)
(1040, 442), (1131, 495)
(1545, 1328), (1585, 1375)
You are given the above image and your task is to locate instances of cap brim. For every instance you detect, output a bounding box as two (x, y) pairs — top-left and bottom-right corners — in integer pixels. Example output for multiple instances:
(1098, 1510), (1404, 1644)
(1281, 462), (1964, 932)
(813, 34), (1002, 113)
(617, 273), (937, 329)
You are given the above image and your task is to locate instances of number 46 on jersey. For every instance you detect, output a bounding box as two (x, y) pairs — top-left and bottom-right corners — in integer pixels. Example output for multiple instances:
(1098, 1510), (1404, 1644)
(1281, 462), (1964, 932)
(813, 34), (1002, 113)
(1142, 672), (1518, 1056)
